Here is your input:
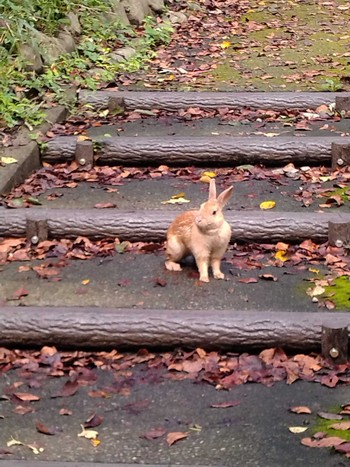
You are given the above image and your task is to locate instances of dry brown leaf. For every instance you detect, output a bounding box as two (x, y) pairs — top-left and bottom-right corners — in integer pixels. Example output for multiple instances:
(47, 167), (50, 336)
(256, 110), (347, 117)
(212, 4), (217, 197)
(301, 436), (346, 448)
(330, 421), (350, 431)
(290, 406), (312, 414)
(13, 392), (40, 402)
(166, 431), (189, 446)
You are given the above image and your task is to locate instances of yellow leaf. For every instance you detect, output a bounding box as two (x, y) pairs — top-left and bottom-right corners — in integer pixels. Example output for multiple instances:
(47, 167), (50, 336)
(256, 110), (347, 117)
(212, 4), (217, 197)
(90, 439), (101, 447)
(81, 279), (90, 285)
(1, 156), (18, 165)
(78, 425), (99, 440)
(27, 444), (44, 454)
(171, 192), (186, 199)
(220, 41), (231, 49)
(307, 285), (325, 297)
(259, 200), (276, 210)
(275, 251), (289, 262)
(309, 268), (319, 274)
(77, 135), (91, 142)
(319, 176), (331, 182)
(161, 197), (190, 205)
(202, 171), (216, 178)
(7, 438), (23, 447)
(289, 426), (308, 434)
(200, 175), (212, 183)
(265, 133), (279, 137)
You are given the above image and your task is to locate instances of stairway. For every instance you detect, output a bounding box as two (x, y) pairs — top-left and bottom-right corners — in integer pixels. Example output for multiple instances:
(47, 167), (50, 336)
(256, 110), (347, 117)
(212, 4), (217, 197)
(1, 91), (350, 351)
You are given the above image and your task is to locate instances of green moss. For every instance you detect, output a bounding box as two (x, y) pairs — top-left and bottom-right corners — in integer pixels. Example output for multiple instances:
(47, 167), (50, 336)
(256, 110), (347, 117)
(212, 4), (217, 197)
(313, 414), (350, 441)
(323, 187), (350, 203)
(323, 276), (350, 310)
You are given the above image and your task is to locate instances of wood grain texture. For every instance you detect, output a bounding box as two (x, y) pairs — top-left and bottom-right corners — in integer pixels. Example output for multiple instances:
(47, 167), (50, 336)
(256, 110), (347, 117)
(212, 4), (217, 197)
(79, 90), (349, 111)
(0, 307), (348, 350)
(1, 208), (350, 242)
(42, 135), (350, 165)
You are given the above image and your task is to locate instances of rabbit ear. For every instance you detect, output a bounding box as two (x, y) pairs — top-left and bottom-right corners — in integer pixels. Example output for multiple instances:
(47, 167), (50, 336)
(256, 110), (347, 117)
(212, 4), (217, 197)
(208, 179), (217, 200)
(217, 186), (233, 208)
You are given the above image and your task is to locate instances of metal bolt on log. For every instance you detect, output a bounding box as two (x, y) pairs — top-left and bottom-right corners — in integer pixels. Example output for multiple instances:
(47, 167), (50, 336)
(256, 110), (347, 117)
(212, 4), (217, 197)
(331, 142), (350, 169)
(335, 95), (350, 113)
(321, 325), (349, 365)
(26, 219), (48, 244)
(328, 221), (350, 247)
(74, 140), (94, 168)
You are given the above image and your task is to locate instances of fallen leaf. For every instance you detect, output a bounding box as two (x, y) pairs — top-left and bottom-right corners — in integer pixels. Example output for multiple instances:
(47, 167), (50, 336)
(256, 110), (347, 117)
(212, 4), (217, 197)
(59, 408), (72, 416)
(166, 431), (189, 446)
(1, 156), (18, 164)
(78, 425), (98, 440)
(8, 287), (29, 301)
(290, 406), (312, 414)
(220, 41), (231, 49)
(94, 203), (116, 209)
(36, 421), (56, 435)
(259, 274), (277, 281)
(202, 171), (216, 178)
(13, 392), (40, 402)
(210, 401), (241, 408)
(81, 279), (90, 285)
(307, 285), (325, 297)
(289, 426), (308, 433)
(7, 438), (23, 447)
(141, 427), (167, 440)
(259, 200), (276, 210)
(27, 444), (44, 455)
(161, 197), (190, 204)
(90, 439), (101, 447)
(301, 436), (346, 448)
(275, 251), (289, 262)
(155, 277), (167, 287)
(239, 277), (258, 284)
(335, 442), (350, 454)
(52, 380), (79, 398)
(330, 421), (350, 431)
(84, 413), (103, 428)
(317, 412), (343, 420)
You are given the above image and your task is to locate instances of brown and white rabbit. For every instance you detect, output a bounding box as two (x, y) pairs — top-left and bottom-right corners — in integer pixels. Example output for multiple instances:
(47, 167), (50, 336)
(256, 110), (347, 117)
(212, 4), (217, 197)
(165, 179), (233, 282)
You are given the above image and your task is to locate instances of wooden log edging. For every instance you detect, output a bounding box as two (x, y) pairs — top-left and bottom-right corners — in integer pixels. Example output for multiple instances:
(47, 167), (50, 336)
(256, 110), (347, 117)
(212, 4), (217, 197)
(1, 208), (350, 243)
(0, 307), (349, 350)
(43, 135), (350, 166)
(78, 90), (350, 111)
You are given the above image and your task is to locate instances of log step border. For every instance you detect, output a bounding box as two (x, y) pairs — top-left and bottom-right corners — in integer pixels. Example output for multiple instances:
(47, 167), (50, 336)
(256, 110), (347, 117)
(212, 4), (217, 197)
(1, 208), (350, 243)
(42, 135), (350, 167)
(0, 307), (349, 351)
(78, 90), (350, 112)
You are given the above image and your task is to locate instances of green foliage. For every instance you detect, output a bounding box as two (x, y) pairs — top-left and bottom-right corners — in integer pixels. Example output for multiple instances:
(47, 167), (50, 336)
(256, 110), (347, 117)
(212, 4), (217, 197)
(321, 78), (343, 92)
(0, 1), (173, 129)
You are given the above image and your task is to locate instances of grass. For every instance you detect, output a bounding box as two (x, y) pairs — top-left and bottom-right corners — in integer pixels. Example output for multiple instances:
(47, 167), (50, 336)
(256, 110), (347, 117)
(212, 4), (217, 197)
(0, 1), (173, 130)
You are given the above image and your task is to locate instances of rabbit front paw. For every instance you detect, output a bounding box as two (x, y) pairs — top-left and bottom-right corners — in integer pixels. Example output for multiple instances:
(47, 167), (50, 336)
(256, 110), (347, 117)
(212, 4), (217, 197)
(165, 260), (182, 272)
(213, 271), (225, 280)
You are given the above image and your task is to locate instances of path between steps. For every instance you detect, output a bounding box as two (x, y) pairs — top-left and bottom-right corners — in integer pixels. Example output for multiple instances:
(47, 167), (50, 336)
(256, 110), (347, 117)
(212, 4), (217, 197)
(0, 363), (349, 466)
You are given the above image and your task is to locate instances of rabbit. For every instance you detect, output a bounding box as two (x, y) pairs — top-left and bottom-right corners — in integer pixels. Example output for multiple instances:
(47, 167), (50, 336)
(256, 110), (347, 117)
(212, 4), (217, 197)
(165, 179), (233, 282)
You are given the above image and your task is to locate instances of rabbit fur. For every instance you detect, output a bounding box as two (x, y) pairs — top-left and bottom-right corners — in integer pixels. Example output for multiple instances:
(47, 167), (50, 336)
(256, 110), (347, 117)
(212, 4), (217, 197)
(165, 179), (233, 282)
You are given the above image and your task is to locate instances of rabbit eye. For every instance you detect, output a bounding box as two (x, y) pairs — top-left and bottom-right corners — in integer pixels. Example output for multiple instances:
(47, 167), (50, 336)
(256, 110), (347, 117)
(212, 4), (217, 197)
(212, 210), (217, 215)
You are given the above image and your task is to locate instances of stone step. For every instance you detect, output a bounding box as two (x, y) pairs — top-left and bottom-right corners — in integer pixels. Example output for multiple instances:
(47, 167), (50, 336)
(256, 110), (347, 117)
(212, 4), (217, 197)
(78, 90), (350, 111)
(42, 135), (350, 167)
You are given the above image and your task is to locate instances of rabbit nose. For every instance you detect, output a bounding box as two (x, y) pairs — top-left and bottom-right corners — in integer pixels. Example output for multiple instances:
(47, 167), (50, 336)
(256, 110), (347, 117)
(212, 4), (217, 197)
(195, 216), (202, 224)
